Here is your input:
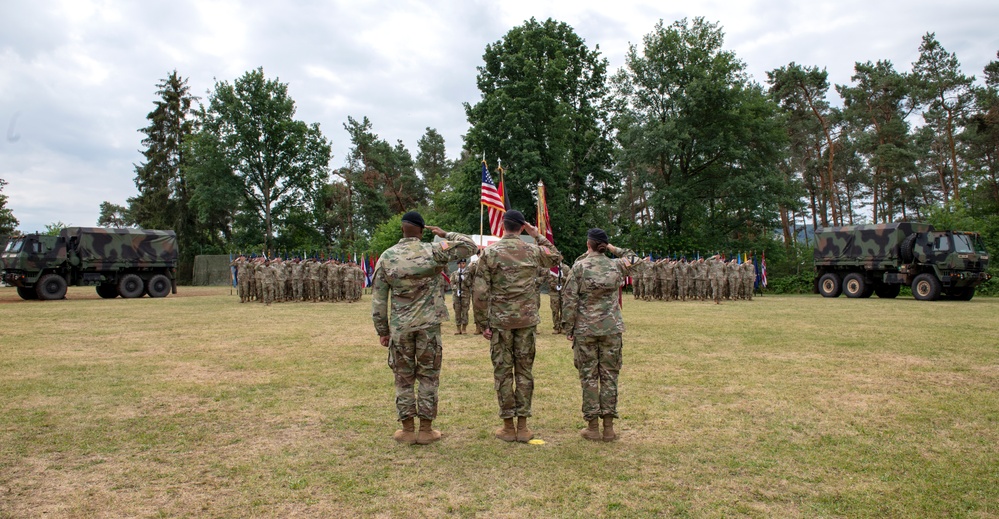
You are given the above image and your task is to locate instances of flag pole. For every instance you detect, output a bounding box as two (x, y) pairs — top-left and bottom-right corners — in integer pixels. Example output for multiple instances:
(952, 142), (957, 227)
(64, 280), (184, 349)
(480, 152), (485, 249)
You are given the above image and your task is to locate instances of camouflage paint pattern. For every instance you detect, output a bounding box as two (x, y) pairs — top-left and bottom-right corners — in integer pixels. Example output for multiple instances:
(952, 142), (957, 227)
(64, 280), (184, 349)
(2, 227), (177, 287)
(814, 222), (990, 290)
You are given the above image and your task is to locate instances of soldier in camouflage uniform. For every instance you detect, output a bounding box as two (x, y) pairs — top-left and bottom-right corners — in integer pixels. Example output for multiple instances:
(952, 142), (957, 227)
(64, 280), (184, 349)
(473, 210), (562, 443)
(694, 258), (707, 301)
(664, 259), (678, 301)
(372, 212), (475, 445)
(709, 255), (725, 304)
(726, 259), (740, 300)
(546, 263), (570, 334)
(231, 255), (249, 303)
(741, 258), (755, 301)
(465, 258), (483, 335)
(450, 258), (472, 334)
(562, 228), (643, 442)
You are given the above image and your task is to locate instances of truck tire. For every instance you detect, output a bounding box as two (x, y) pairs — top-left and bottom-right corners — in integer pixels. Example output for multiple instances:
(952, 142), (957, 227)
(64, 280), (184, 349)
(146, 274), (171, 298)
(96, 284), (119, 299)
(900, 234), (916, 263)
(946, 287), (975, 301)
(17, 286), (38, 300)
(818, 273), (842, 297)
(36, 273), (68, 300)
(843, 273), (867, 298)
(118, 273), (145, 299)
(912, 273), (941, 301)
(874, 283), (901, 299)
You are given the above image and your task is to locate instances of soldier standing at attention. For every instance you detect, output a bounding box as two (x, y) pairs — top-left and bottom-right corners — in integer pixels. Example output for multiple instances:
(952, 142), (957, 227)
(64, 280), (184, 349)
(451, 258), (472, 334)
(473, 210), (562, 443)
(465, 258), (483, 335)
(562, 228), (643, 441)
(371, 211), (475, 445)
(547, 263), (569, 334)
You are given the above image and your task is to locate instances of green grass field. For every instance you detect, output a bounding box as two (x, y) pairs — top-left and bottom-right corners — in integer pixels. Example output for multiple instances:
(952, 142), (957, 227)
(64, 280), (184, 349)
(1, 286), (997, 518)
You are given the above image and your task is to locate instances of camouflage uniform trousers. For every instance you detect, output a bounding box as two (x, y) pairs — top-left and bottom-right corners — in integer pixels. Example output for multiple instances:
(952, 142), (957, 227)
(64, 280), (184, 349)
(452, 293), (470, 326)
(549, 293), (563, 333)
(573, 333), (623, 421)
(238, 276), (250, 303)
(490, 326), (537, 419)
(711, 277), (723, 303)
(387, 325), (443, 421)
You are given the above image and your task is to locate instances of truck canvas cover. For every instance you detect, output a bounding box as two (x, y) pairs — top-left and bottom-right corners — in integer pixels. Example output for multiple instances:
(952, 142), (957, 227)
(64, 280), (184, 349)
(813, 222), (932, 267)
(62, 227), (178, 269)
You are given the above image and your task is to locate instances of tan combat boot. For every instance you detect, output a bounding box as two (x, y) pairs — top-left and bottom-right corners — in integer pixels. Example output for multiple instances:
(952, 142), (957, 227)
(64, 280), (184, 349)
(516, 417), (533, 442)
(393, 417), (417, 445)
(494, 418), (517, 442)
(416, 418), (441, 445)
(602, 416), (617, 442)
(580, 418), (601, 441)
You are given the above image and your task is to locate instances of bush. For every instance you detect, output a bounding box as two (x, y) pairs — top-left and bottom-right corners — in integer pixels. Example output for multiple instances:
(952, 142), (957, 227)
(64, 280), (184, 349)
(765, 272), (813, 294)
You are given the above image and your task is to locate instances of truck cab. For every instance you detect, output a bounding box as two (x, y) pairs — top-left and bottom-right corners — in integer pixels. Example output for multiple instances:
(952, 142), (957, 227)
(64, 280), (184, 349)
(1, 234), (67, 287)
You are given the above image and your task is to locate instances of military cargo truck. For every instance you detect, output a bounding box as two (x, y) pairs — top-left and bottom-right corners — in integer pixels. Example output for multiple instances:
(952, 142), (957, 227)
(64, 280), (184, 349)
(1, 227), (178, 300)
(813, 222), (991, 301)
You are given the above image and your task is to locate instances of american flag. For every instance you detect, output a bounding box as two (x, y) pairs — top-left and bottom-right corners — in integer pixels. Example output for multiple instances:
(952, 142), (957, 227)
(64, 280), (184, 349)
(481, 161), (505, 237)
(761, 251), (768, 288)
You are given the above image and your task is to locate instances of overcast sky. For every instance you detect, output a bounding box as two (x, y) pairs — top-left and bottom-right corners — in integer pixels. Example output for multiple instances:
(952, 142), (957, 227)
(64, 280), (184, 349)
(2, 0), (997, 234)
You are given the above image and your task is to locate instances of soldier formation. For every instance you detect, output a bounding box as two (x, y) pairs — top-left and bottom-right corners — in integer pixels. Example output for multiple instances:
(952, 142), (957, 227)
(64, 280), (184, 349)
(631, 256), (757, 304)
(365, 209), (764, 447)
(229, 256), (365, 305)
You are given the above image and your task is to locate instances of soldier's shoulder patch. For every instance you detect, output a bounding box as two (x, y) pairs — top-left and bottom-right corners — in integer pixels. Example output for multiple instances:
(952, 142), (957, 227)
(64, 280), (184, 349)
(541, 246), (551, 255)
(440, 241), (450, 250)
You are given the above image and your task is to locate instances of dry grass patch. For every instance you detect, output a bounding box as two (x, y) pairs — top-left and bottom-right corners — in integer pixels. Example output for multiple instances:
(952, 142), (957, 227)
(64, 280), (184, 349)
(1, 286), (997, 517)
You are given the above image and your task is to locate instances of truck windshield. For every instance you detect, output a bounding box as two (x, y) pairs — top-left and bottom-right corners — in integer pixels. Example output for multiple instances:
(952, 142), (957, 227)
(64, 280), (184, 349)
(952, 234), (975, 253)
(5, 239), (23, 253)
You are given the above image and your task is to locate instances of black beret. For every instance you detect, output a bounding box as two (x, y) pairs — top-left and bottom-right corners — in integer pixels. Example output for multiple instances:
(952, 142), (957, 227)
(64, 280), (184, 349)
(401, 211), (425, 228)
(587, 228), (609, 244)
(503, 210), (527, 225)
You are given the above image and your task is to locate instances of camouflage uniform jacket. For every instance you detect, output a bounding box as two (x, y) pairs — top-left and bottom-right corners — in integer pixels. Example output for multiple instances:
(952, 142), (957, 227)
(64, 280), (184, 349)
(562, 247), (643, 337)
(371, 232), (475, 337)
(473, 234), (562, 330)
(450, 266), (473, 298)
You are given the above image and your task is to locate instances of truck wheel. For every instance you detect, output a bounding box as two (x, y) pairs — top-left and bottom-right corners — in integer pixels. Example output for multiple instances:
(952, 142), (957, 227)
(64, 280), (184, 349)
(146, 274), (171, 298)
(843, 273), (867, 298)
(818, 273), (842, 297)
(949, 287), (975, 301)
(912, 273), (941, 301)
(900, 234), (916, 263)
(118, 273), (145, 299)
(36, 273), (68, 300)
(17, 286), (38, 300)
(873, 283), (901, 299)
(96, 284), (119, 299)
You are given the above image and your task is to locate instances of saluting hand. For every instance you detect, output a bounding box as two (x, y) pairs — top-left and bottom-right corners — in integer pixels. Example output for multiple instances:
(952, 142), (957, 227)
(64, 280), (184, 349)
(425, 225), (447, 238)
(523, 223), (540, 239)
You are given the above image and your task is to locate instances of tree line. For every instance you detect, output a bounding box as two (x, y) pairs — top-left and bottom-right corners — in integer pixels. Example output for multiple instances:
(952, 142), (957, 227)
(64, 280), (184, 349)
(6, 17), (993, 285)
